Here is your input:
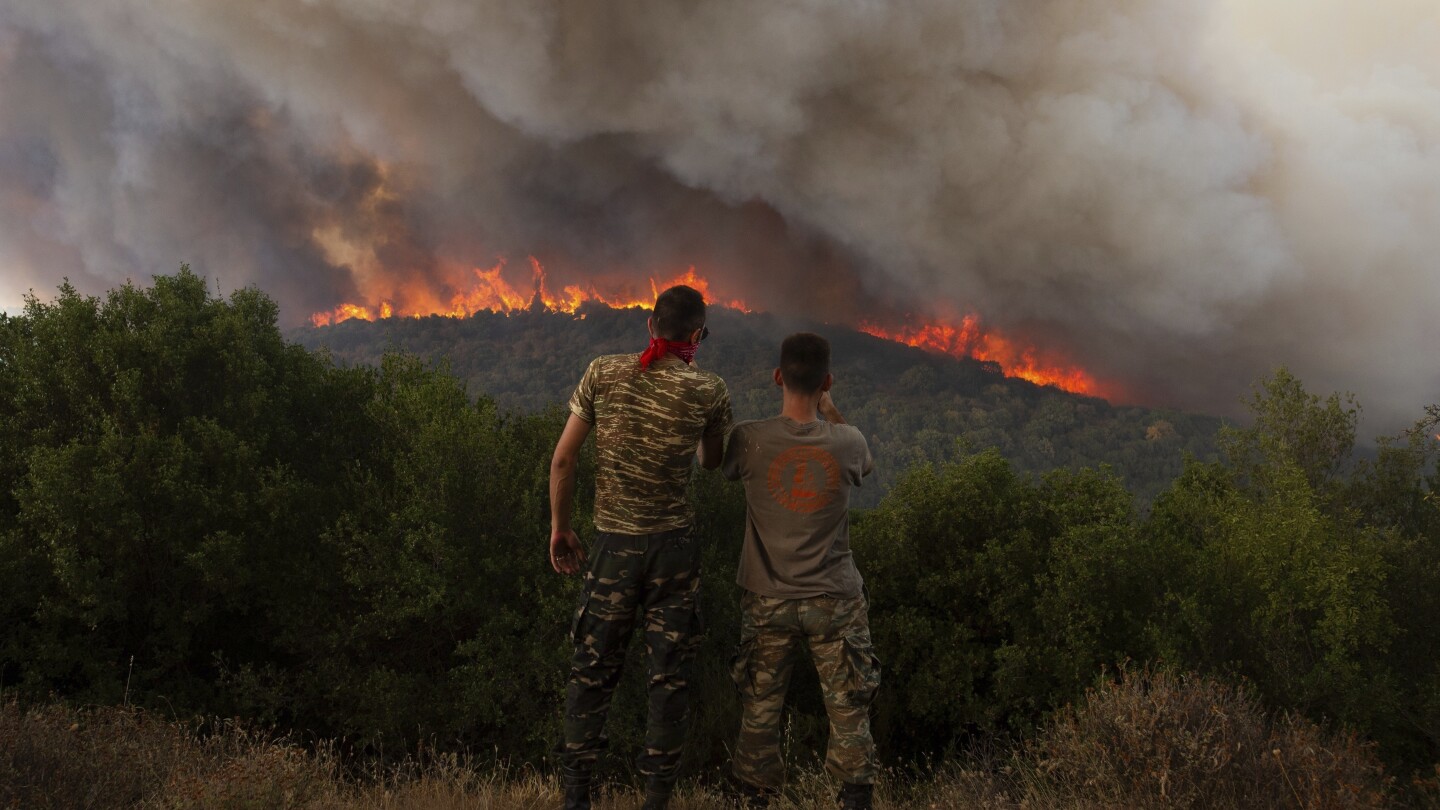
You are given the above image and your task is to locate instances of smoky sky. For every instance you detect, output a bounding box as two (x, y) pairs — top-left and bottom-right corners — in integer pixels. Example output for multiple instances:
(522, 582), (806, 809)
(1, 0), (1437, 431)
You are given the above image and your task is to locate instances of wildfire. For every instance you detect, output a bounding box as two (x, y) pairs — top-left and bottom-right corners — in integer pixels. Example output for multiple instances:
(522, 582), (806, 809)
(310, 258), (751, 327)
(311, 259), (1104, 397)
(858, 318), (1105, 397)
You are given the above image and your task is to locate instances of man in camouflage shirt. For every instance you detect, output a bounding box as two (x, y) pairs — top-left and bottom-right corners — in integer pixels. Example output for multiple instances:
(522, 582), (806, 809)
(548, 285), (733, 810)
(722, 333), (881, 810)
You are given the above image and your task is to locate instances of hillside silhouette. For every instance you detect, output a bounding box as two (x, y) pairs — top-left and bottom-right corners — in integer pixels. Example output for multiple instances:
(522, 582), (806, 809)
(294, 304), (1224, 505)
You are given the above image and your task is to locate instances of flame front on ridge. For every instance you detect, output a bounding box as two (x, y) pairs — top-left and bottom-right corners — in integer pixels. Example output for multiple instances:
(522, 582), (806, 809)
(310, 259), (750, 327)
(857, 319), (1105, 397)
(311, 259), (1105, 397)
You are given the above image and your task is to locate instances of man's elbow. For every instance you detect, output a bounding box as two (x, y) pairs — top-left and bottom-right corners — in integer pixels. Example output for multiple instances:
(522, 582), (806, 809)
(551, 451), (577, 477)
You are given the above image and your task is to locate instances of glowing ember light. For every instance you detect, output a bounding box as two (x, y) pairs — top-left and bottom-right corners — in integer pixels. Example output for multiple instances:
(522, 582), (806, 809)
(858, 318), (1104, 397)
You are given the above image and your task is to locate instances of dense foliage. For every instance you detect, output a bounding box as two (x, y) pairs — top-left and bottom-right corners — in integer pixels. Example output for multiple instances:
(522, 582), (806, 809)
(295, 305), (1225, 506)
(2, 271), (1437, 783)
(0, 270), (581, 759)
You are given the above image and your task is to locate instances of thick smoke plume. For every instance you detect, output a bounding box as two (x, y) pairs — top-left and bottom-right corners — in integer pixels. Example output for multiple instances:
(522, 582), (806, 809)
(1, 1), (1437, 429)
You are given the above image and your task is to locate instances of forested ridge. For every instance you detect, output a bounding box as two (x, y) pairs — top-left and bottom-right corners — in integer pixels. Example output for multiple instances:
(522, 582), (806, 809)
(293, 303), (1224, 507)
(3, 270), (1439, 791)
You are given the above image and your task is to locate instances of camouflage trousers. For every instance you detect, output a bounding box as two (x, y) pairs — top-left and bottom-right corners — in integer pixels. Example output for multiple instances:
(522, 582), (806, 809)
(562, 528), (703, 784)
(730, 590), (881, 789)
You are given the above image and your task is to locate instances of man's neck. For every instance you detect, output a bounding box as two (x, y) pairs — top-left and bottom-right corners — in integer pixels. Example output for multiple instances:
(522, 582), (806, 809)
(780, 391), (822, 423)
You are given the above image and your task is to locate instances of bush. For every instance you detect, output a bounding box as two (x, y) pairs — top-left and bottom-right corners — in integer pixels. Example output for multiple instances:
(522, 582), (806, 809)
(0, 270), (583, 759)
(852, 450), (1164, 755)
(1028, 667), (1390, 809)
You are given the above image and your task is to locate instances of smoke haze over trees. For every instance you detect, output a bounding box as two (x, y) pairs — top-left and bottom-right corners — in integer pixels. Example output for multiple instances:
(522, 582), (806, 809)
(1, 1), (1438, 431)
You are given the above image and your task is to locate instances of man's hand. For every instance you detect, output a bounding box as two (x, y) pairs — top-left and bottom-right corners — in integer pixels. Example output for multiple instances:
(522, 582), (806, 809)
(550, 528), (587, 575)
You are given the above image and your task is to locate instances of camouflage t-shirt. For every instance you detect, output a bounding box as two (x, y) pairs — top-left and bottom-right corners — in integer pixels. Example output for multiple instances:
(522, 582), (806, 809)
(569, 353), (733, 535)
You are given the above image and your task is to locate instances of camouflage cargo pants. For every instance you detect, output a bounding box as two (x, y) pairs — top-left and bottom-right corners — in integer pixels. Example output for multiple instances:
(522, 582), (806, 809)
(562, 528), (703, 784)
(731, 590), (882, 788)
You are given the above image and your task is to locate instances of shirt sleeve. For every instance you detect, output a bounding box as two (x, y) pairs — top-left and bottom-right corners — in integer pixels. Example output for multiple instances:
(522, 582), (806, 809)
(720, 423), (745, 481)
(855, 430), (874, 480)
(704, 383), (734, 438)
(567, 359), (599, 423)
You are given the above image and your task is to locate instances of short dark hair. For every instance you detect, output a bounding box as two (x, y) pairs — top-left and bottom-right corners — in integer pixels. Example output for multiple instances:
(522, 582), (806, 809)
(652, 285), (706, 340)
(780, 332), (830, 393)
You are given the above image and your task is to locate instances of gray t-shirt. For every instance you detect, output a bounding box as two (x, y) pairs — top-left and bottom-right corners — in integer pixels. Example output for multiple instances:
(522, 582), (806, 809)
(721, 416), (874, 598)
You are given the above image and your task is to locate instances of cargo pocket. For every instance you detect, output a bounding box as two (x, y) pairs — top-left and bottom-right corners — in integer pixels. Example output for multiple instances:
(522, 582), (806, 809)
(839, 635), (882, 708)
(729, 637), (758, 696)
(660, 593), (705, 668)
(569, 534), (610, 643)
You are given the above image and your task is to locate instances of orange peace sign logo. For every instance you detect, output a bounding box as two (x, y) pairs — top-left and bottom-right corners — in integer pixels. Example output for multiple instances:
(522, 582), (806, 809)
(766, 446), (841, 514)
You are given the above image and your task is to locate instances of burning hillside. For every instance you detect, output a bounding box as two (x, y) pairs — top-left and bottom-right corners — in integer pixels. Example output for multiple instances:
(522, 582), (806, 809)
(7, 2), (1437, 430)
(309, 261), (749, 326)
(309, 260), (1110, 397)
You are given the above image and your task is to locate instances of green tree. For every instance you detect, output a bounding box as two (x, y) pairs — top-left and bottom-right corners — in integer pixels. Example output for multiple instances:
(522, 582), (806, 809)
(1145, 370), (1432, 768)
(0, 269), (358, 705)
(852, 451), (1162, 757)
(1218, 367), (1358, 498)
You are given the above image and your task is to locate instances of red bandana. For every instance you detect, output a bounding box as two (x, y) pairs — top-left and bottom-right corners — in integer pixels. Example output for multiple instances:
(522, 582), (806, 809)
(639, 338), (699, 369)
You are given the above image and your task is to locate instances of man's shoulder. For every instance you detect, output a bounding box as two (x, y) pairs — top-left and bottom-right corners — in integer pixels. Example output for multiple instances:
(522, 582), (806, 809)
(582, 353), (641, 382)
(729, 417), (772, 435)
(591, 353), (638, 371)
(677, 363), (728, 390)
(830, 422), (869, 449)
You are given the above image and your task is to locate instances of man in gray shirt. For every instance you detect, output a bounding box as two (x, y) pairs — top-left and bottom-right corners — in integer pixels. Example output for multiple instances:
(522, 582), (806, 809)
(721, 333), (881, 810)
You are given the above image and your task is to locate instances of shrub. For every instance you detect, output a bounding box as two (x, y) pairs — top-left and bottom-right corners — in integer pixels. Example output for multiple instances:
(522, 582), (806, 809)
(1026, 667), (1389, 809)
(852, 450), (1163, 755)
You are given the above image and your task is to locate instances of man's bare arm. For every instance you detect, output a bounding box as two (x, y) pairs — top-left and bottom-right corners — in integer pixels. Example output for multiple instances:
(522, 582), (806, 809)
(696, 432), (724, 469)
(549, 413), (593, 575)
(818, 391), (847, 425)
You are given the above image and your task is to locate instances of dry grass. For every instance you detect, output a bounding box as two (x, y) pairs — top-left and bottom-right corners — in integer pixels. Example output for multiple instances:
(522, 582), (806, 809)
(0, 699), (827, 810)
(1024, 667), (1390, 809)
(3, 671), (1433, 809)
(0, 700), (333, 809)
(909, 667), (1403, 810)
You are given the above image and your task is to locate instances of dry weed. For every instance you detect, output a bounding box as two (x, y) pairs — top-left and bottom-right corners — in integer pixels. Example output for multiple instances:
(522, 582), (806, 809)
(0, 679), (1423, 810)
(1024, 666), (1390, 809)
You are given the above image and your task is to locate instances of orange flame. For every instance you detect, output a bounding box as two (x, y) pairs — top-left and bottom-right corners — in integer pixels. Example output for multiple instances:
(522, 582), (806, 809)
(310, 258), (751, 328)
(311, 259), (1102, 397)
(858, 318), (1105, 397)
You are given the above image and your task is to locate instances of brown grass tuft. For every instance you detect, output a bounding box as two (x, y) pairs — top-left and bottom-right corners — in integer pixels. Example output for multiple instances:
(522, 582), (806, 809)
(1019, 666), (1390, 809)
(0, 699), (337, 809)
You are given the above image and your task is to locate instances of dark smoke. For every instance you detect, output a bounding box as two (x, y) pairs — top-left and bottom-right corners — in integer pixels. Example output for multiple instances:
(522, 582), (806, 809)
(1, 1), (1437, 431)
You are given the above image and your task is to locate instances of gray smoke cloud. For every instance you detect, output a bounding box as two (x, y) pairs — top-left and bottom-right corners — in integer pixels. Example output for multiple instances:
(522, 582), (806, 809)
(1, 0), (1437, 432)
